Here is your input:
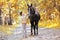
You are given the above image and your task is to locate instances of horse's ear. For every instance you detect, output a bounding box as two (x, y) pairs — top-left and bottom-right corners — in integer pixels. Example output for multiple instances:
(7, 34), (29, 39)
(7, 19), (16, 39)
(31, 4), (32, 7)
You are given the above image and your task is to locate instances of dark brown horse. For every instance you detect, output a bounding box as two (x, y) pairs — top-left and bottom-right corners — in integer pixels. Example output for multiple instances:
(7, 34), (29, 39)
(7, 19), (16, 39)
(27, 4), (40, 35)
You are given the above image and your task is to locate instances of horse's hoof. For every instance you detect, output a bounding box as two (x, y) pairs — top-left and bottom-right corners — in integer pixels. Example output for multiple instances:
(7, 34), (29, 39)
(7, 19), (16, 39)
(34, 34), (38, 36)
(29, 34), (34, 37)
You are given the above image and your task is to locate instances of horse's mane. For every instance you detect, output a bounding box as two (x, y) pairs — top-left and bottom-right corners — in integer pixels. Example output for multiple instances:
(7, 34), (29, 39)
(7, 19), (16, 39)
(31, 7), (35, 14)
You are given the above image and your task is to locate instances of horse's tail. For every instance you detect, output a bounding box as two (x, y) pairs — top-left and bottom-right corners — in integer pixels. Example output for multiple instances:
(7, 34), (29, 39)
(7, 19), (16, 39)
(37, 12), (40, 20)
(38, 14), (40, 20)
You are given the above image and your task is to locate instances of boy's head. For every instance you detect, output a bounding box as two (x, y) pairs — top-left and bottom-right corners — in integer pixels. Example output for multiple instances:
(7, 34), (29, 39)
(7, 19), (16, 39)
(20, 11), (22, 16)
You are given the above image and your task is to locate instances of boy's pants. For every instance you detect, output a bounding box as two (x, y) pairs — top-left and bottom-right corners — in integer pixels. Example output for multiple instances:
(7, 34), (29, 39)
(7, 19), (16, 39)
(22, 24), (27, 38)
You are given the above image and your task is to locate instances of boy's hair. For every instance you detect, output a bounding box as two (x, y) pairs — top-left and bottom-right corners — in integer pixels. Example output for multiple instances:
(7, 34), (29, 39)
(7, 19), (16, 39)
(20, 12), (22, 16)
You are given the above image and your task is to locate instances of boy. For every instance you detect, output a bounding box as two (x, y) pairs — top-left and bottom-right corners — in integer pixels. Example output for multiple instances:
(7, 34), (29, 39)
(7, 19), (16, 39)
(19, 12), (28, 38)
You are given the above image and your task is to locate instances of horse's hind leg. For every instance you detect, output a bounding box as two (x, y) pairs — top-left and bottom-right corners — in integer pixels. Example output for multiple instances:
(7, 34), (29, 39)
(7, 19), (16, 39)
(35, 20), (39, 35)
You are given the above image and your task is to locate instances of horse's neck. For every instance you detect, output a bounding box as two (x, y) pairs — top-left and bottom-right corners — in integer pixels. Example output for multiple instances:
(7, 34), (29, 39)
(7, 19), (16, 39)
(33, 7), (39, 15)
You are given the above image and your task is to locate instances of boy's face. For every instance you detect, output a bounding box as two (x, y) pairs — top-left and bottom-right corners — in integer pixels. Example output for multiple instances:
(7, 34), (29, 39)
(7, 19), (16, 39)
(6, 14), (9, 17)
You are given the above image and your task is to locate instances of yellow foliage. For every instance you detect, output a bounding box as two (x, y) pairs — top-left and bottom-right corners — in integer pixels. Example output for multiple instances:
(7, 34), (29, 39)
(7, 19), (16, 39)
(0, 0), (60, 32)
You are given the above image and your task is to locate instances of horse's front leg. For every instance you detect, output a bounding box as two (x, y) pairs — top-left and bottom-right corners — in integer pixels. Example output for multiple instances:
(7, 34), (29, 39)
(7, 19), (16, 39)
(34, 25), (36, 35)
(30, 21), (34, 35)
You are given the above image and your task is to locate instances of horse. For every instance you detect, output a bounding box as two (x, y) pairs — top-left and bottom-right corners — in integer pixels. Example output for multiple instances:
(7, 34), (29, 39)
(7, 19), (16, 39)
(27, 4), (40, 35)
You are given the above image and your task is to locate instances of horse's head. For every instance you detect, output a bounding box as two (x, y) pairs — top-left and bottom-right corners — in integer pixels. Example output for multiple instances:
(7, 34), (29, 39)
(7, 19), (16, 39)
(27, 4), (35, 15)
